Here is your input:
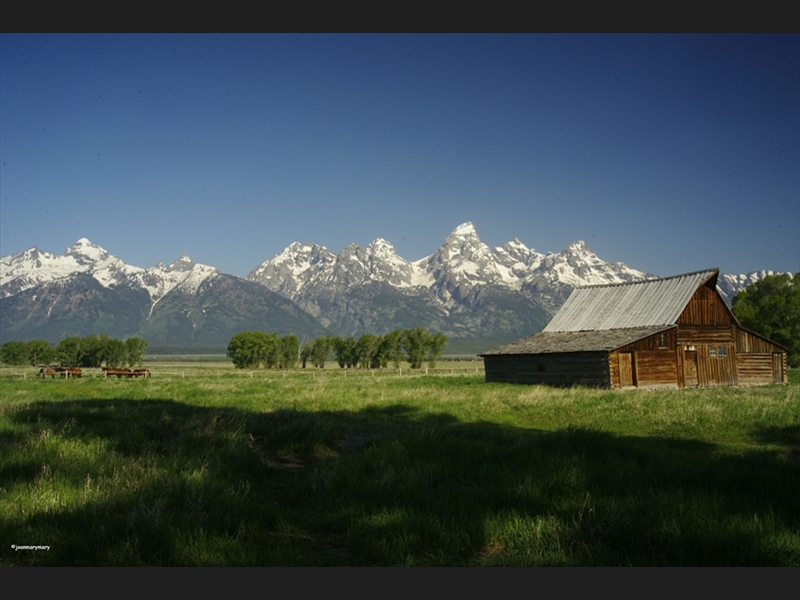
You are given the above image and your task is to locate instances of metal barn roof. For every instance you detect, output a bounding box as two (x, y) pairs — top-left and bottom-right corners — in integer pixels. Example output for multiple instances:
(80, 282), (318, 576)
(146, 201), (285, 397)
(482, 326), (675, 355)
(543, 269), (719, 333)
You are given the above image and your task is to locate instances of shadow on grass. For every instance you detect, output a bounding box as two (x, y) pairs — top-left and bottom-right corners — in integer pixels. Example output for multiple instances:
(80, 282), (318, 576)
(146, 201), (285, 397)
(2, 398), (799, 566)
(753, 424), (800, 449)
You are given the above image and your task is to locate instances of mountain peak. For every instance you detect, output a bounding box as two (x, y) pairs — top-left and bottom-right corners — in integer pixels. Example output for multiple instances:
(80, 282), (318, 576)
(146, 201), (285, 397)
(449, 222), (478, 237)
(368, 238), (397, 255)
(167, 254), (195, 271)
(557, 241), (601, 262)
(564, 240), (589, 253)
(64, 238), (109, 264)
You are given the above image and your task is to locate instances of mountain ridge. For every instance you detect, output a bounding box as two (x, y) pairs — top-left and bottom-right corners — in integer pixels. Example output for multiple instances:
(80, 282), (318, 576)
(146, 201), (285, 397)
(1, 223), (790, 346)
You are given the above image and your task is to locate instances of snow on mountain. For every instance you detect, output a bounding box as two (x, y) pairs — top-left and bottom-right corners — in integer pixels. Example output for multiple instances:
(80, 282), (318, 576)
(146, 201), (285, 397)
(493, 238), (545, 278)
(716, 270), (789, 305)
(0, 247), (70, 297)
(367, 238), (427, 288)
(247, 242), (337, 298)
(2, 226), (788, 343)
(531, 240), (651, 288)
(63, 237), (110, 265)
(248, 222), (655, 310)
(1, 239), (139, 298)
(247, 237), (434, 298)
(0, 239), (219, 307)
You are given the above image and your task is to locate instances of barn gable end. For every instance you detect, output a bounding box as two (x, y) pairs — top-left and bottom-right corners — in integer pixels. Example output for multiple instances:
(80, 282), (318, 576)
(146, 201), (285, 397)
(481, 269), (787, 388)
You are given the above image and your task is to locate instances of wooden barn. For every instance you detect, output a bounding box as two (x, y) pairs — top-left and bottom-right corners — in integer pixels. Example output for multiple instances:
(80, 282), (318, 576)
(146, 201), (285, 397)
(481, 269), (788, 388)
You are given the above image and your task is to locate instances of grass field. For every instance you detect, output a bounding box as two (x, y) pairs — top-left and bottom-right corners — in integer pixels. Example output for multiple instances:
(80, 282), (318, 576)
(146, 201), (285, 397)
(1, 365), (798, 566)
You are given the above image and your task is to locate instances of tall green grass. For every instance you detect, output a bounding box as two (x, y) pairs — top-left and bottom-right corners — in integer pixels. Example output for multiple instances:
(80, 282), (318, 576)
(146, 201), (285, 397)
(1, 369), (798, 565)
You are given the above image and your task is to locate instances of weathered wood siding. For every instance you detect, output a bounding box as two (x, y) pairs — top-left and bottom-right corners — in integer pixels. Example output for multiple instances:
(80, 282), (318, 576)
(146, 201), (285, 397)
(617, 328), (677, 352)
(773, 353), (786, 384)
(736, 328), (781, 354)
(677, 283), (733, 326)
(484, 352), (610, 387)
(681, 349), (697, 387)
(610, 330), (679, 388)
(734, 328), (787, 384)
(635, 351), (679, 388)
(736, 354), (776, 386)
(695, 345), (737, 386)
(677, 325), (735, 345)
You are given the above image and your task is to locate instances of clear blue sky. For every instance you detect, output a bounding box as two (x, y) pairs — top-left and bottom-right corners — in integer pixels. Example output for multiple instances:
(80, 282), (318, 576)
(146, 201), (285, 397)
(2, 34), (798, 277)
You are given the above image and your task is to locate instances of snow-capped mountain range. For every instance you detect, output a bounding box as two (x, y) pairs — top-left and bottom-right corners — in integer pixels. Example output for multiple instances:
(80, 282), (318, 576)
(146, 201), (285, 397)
(0, 238), (325, 346)
(0, 238), (218, 313)
(0, 223), (788, 346)
(247, 222), (651, 320)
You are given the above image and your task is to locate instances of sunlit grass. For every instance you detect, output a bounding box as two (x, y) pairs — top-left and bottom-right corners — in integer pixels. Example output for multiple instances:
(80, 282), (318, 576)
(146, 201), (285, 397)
(1, 367), (798, 565)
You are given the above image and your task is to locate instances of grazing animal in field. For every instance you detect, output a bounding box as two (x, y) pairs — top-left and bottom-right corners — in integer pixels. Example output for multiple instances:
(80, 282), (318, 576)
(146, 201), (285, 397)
(131, 369), (151, 378)
(58, 367), (82, 378)
(38, 368), (58, 379)
(103, 367), (132, 379)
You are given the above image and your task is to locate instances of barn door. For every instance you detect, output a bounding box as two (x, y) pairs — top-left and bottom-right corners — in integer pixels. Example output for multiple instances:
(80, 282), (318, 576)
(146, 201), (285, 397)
(683, 349), (698, 387)
(619, 352), (636, 388)
(773, 353), (784, 383)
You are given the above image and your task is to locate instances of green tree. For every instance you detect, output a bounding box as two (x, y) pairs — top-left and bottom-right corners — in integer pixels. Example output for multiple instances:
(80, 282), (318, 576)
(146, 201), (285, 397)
(279, 334), (299, 369)
(402, 327), (429, 369)
(103, 338), (127, 368)
(376, 329), (404, 368)
(26, 340), (55, 366)
(732, 273), (800, 366)
(56, 337), (83, 366)
(300, 340), (313, 368)
(227, 331), (269, 369)
(426, 331), (448, 368)
(79, 334), (112, 368)
(355, 333), (380, 369)
(262, 333), (281, 369)
(400, 328), (448, 369)
(311, 336), (332, 368)
(0, 341), (30, 366)
(332, 336), (357, 369)
(125, 337), (149, 368)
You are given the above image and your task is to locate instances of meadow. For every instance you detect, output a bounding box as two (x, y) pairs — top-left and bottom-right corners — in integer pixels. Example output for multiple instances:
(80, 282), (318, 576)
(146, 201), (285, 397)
(1, 363), (798, 566)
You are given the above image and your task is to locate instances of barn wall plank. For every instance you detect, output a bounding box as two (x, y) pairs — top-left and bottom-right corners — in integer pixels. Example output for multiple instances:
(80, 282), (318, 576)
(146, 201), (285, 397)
(484, 352), (611, 387)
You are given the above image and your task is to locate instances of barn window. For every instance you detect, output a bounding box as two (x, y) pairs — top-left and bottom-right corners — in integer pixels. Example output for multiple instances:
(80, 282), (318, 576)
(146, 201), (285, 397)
(658, 333), (667, 348)
(709, 347), (717, 357)
(718, 347), (727, 357)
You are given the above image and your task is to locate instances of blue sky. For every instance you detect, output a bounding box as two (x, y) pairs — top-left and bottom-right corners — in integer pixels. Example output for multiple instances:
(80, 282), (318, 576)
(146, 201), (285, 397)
(2, 34), (798, 277)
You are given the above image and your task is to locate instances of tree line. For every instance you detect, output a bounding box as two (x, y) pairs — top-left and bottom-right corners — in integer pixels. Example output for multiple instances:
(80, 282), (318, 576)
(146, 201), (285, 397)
(732, 272), (799, 366)
(0, 335), (148, 368)
(228, 328), (447, 370)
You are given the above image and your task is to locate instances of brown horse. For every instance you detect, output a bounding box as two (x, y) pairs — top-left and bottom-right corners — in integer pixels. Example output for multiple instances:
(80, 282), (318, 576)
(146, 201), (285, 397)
(58, 367), (82, 378)
(131, 369), (151, 378)
(103, 367), (132, 379)
(38, 367), (58, 379)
